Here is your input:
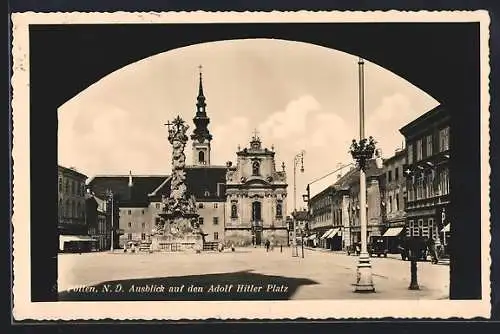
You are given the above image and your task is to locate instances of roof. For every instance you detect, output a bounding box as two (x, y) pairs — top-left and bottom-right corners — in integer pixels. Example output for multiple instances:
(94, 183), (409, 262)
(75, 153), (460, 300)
(87, 175), (168, 207)
(87, 166), (228, 207)
(185, 166), (227, 201)
(399, 105), (449, 137)
(292, 210), (309, 221)
(334, 159), (384, 190)
(58, 165), (88, 180)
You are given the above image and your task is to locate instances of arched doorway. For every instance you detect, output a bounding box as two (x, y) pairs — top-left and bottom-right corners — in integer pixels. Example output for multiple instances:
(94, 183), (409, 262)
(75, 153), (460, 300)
(252, 201), (262, 245)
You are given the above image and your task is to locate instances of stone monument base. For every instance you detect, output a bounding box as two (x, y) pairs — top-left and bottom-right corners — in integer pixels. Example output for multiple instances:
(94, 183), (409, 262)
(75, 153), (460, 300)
(151, 216), (203, 253)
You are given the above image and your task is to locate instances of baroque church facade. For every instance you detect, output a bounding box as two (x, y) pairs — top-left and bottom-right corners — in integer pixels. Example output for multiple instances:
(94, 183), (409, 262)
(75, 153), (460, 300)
(86, 70), (288, 247)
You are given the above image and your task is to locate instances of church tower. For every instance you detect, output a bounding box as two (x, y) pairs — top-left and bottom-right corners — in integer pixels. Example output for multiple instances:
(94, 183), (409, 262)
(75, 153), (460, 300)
(190, 66), (213, 166)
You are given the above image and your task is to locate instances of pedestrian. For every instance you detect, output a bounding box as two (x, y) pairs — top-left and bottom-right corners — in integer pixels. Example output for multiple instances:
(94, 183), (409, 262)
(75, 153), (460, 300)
(426, 237), (438, 264)
(231, 243), (235, 252)
(265, 239), (270, 252)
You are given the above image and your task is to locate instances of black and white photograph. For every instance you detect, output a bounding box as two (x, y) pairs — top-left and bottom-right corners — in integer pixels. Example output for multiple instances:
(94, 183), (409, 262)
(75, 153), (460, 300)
(11, 10), (491, 320)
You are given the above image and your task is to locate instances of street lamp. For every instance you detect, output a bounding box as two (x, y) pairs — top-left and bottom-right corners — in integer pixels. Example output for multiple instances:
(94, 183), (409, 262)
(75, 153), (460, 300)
(292, 150), (305, 257)
(349, 57), (375, 293)
(106, 189), (115, 252)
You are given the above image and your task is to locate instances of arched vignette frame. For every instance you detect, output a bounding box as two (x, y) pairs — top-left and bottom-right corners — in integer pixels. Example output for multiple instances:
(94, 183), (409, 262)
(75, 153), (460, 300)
(21, 17), (484, 305)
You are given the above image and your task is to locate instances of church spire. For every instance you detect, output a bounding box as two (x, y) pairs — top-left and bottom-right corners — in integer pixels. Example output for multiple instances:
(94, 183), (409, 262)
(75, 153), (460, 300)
(191, 65), (213, 143)
(191, 66), (213, 166)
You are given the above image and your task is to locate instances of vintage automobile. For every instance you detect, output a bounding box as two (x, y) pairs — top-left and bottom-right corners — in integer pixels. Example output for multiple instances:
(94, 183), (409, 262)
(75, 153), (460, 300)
(398, 236), (428, 261)
(368, 237), (388, 257)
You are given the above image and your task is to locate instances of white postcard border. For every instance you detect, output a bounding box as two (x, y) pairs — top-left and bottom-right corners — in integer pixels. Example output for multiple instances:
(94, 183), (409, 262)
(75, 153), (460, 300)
(11, 10), (491, 320)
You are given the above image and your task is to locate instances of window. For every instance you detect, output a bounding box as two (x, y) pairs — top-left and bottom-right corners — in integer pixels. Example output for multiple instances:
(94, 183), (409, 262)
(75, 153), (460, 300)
(73, 181), (77, 195)
(416, 174), (424, 200)
(198, 151), (205, 164)
(252, 160), (260, 176)
(231, 203), (238, 218)
(71, 201), (76, 218)
(142, 222), (145, 229)
(204, 191), (210, 197)
(58, 178), (62, 192)
(65, 179), (69, 194)
(198, 217), (204, 225)
(127, 233), (132, 241)
(407, 144), (413, 164)
(214, 203), (218, 208)
(142, 210), (145, 215)
(394, 167), (399, 181)
(76, 202), (81, 218)
(395, 195), (399, 212)
(407, 220), (414, 237)
(388, 196), (392, 213)
(429, 218), (436, 239)
(155, 203), (160, 209)
(439, 126), (450, 152)
(416, 139), (423, 161)
(438, 168), (450, 195)
(141, 233), (146, 240)
(214, 232), (219, 240)
(128, 210), (132, 215)
(65, 199), (69, 217)
(276, 200), (283, 218)
(198, 203), (204, 209)
(213, 217), (219, 225)
(426, 135), (433, 157)
(388, 171), (392, 182)
(128, 222), (132, 228)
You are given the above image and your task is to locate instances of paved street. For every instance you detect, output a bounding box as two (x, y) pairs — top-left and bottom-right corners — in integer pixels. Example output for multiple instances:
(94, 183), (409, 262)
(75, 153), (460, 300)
(58, 246), (449, 300)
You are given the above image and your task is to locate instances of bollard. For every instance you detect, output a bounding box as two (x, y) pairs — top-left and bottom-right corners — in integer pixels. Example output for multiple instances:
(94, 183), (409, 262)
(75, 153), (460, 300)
(280, 244), (283, 253)
(408, 249), (420, 290)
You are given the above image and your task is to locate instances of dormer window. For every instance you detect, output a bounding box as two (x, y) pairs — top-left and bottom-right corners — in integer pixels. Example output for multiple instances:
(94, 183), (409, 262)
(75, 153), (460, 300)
(204, 190), (210, 197)
(252, 160), (260, 176)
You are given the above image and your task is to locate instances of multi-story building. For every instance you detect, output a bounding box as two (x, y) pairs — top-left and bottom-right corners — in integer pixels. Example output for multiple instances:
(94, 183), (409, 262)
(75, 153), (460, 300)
(58, 165), (94, 252)
(224, 134), (288, 247)
(85, 192), (112, 251)
(380, 148), (407, 252)
(399, 105), (450, 254)
(291, 209), (309, 245)
(309, 159), (384, 251)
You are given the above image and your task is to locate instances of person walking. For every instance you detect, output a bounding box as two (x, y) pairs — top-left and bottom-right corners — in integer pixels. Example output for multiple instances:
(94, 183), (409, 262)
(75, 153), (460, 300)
(265, 239), (270, 252)
(426, 237), (439, 264)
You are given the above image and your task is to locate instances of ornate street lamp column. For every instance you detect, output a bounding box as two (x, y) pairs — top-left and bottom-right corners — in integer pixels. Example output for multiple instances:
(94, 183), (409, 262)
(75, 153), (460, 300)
(292, 150), (305, 257)
(105, 189), (114, 252)
(349, 57), (375, 293)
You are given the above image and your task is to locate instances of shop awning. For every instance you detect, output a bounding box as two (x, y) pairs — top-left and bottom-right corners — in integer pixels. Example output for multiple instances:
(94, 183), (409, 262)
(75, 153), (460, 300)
(382, 227), (404, 237)
(320, 229), (334, 240)
(59, 235), (97, 251)
(326, 228), (341, 238)
(441, 223), (451, 233)
(308, 234), (317, 240)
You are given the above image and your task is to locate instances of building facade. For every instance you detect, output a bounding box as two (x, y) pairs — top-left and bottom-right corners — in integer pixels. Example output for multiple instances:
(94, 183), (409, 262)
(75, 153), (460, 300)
(86, 193), (112, 251)
(309, 159), (384, 251)
(399, 105), (450, 254)
(224, 134), (288, 246)
(380, 148), (407, 252)
(58, 165), (88, 235)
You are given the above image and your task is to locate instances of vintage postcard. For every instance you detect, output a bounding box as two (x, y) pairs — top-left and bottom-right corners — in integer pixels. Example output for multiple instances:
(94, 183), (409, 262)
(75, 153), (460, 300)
(11, 10), (491, 320)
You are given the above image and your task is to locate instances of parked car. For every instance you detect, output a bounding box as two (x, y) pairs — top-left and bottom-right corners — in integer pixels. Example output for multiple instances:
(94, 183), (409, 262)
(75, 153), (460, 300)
(398, 237), (428, 261)
(368, 237), (388, 257)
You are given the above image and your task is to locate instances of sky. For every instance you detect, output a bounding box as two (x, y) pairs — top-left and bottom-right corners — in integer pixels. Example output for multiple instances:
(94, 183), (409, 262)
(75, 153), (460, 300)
(58, 39), (439, 214)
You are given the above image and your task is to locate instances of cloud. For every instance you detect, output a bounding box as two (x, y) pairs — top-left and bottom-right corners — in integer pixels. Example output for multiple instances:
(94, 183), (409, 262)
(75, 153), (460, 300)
(366, 93), (416, 157)
(258, 95), (321, 140)
(211, 116), (250, 165)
